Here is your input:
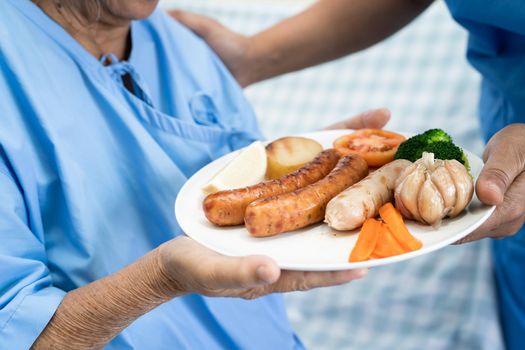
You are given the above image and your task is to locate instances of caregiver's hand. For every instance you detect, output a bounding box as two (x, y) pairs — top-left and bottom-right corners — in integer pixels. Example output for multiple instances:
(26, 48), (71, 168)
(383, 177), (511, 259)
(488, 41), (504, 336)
(171, 1), (431, 87)
(160, 236), (368, 300)
(323, 108), (391, 130)
(170, 10), (254, 87)
(457, 124), (525, 243)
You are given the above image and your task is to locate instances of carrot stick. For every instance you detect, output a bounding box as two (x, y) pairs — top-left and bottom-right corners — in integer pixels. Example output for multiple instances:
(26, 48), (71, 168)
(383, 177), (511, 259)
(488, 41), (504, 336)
(379, 203), (422, 251)
(373, 222), (408, 257)
(368, 253), (382, 260)
(349, 218), (382, 262)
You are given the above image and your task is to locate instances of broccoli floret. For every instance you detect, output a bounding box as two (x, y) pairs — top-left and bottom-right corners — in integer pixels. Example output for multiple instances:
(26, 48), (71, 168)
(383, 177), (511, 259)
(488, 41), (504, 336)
(394, 129), (470, 172)
(393, 136), (427, 161)
(460, 152), (470, 172)
(421, 129), (453, 143)
(426, 142), (470, 170)
(394, 129), (452, 162)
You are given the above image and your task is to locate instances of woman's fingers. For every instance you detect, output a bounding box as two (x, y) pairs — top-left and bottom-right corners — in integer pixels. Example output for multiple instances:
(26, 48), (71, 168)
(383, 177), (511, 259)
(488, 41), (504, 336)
(162, 236), (369, 298)
(476, 124), (525, 206)
(206, 255), (281, 290)
(457, 171), (525, 243)
(161, 237), (279, 293)
(452, 124), (525, 244)
(270, 269), (368, 293)
(200, 254), (367, 297)
(169, 10), (252, 86)
(324, 108), (391, 130)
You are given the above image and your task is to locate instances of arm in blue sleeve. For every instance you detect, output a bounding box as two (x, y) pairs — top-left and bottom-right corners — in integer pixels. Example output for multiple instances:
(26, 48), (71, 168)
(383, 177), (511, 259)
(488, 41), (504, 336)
(0, 164), (65, 350)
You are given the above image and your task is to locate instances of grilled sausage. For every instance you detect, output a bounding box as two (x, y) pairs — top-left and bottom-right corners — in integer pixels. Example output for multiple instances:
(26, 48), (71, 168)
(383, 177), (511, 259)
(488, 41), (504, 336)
(325, 159), (412, 231)
(203, 149), (340, 226)
(245, 154), (368, 237)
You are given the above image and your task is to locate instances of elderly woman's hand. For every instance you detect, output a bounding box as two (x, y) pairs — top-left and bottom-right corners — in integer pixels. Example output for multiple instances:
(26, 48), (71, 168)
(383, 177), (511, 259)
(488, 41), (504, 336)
(457, 123), (525, 243)
(159, 236), (367, 299)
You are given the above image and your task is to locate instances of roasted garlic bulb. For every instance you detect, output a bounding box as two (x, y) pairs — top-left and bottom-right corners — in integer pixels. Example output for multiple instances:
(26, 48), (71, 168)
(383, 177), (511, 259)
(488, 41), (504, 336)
(394, 152), (473, 226)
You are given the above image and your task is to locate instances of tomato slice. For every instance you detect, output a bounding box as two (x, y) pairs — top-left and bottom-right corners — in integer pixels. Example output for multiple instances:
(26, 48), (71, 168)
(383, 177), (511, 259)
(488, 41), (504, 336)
(333, 129), (406, 167)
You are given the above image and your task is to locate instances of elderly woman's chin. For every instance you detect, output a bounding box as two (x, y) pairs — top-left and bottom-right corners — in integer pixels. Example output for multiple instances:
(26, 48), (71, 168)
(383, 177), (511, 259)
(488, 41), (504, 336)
(109, 0), (160, 20)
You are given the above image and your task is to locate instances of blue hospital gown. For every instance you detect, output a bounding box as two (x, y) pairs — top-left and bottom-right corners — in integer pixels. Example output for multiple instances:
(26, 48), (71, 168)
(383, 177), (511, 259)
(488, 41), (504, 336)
(0, 1), (304, 349)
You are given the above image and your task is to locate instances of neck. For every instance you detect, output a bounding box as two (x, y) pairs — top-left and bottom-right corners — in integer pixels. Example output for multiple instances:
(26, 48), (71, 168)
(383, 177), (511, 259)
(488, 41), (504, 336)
(34, 0), (132, 62)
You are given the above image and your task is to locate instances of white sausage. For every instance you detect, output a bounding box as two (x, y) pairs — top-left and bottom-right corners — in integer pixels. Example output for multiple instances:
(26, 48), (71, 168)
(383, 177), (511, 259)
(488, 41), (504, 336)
(325, 159), (412, 231)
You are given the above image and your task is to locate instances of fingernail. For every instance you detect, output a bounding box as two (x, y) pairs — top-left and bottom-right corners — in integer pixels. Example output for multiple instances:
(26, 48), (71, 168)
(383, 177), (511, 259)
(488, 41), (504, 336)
(256, 265), (272, 284)
(378, 108), (390, 116)
(340, 268), (368, 281)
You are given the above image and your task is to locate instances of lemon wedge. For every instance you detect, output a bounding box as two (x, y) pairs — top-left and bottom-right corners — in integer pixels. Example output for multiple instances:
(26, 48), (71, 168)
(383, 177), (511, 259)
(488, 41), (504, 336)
(202, 141), (267, 194)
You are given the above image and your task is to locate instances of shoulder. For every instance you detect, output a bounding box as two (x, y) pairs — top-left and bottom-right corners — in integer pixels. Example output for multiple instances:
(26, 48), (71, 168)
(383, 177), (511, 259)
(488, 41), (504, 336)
(135, 9), (234, 84)
(0, 1), (17, 19)
(141, 9), (209, 50)
(0, 1), (38, 39)
(0, 2), (27, 48)
(133, 9), (261, 139)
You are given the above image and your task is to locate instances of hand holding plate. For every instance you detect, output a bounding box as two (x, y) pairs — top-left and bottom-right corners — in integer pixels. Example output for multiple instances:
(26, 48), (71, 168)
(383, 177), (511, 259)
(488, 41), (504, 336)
(159, 236), (368, 299)
(457, 124), (525, 243)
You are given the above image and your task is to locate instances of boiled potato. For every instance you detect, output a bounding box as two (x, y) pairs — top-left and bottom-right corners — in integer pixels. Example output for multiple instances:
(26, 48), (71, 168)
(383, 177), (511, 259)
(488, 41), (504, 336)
(266, 137), (323, 179)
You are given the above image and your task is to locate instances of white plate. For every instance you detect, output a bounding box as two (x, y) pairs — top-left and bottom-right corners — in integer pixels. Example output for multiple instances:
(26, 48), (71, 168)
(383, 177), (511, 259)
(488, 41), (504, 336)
(175, 130), (495, 271)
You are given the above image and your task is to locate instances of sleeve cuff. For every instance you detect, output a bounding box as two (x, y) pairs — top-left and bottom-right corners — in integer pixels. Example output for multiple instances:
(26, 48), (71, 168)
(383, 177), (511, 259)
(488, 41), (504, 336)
(0, 287), (65, 350)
